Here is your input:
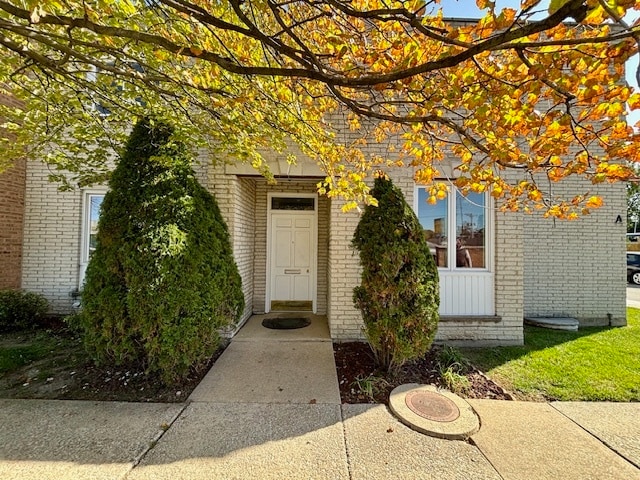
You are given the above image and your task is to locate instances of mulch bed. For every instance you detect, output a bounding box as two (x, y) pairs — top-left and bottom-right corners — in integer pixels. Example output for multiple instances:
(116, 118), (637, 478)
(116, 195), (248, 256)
(0, 326), (226, 403)
(59, 348), (226, 403)
(3, 326), (510, 404)
(333, 341), (512, 404)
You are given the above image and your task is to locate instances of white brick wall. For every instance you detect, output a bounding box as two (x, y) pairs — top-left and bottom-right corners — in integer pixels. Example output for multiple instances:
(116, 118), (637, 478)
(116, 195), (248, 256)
(232, 177), (256, 324)
(205, 167), (254, 327)
(22, 129), (625, 341)
(327, 197), (363, 339)
(21, 157), (259, 319)
(522, 179), (626, 326)
(22, 160), (82, 313)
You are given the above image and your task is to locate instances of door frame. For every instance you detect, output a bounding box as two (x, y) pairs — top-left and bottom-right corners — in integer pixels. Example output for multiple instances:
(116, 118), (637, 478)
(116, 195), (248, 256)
(265, 192), (318, 313)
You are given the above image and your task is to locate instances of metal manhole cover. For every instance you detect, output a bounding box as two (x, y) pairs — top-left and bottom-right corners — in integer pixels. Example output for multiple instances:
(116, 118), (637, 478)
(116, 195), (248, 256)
(261, 317), (311, 330)
(405, 390), (460, 422)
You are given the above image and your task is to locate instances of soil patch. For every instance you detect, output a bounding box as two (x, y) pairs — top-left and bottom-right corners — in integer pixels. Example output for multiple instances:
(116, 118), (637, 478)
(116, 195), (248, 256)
(0, 328), (225, 403)
(334, 341), (512, 404)
(3, 329), (509, 404)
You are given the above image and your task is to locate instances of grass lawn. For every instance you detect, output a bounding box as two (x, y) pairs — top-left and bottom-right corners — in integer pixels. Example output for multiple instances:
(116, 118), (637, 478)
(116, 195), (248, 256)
(461, 308), (640, 402)
(0, 331), (82, 375)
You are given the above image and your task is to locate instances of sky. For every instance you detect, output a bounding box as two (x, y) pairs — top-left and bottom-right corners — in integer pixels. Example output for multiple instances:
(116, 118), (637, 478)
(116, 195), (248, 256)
(436, 0), (639, 128)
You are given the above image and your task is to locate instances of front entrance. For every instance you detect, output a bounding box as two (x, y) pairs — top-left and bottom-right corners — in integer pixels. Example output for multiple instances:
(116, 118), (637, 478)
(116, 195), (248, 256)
(267, 194), (317, 312)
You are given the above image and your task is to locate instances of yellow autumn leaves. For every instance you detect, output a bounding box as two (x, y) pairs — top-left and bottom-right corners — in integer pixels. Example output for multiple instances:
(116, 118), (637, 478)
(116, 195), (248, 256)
(1, 0), (639, 220)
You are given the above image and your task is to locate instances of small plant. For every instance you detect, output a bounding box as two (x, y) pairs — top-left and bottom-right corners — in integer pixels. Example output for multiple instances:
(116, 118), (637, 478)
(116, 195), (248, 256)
(437, 346), (471, 395)
(352, 374), (375, 400)
(438, 345), (469, 370)
(0, 290), (49, 332)
(352, 373), (391, 401)
(440, 365), (471, 395)
(63, 312), (83, 333)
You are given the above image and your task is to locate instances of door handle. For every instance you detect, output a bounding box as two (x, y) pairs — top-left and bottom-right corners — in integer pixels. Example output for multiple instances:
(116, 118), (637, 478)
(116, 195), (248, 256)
(284, 269), (301, 274)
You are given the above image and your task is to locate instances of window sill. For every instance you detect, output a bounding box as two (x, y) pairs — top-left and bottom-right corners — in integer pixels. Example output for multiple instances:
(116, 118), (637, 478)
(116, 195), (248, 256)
(440, 315), (501, 324)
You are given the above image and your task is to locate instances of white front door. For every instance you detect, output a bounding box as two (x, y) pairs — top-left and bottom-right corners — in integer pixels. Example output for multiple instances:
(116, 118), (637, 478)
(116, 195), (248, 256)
(268, 212), (316, 311)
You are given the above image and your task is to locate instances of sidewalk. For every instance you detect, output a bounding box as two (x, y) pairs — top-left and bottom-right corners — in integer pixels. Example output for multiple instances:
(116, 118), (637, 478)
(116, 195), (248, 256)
(0, 314), (639, 479)
(627, 299), (640, 309)
(1, 398), (638, 480)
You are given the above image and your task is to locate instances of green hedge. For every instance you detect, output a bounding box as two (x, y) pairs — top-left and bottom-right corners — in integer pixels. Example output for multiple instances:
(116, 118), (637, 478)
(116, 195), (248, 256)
(0, 290), (49, 332)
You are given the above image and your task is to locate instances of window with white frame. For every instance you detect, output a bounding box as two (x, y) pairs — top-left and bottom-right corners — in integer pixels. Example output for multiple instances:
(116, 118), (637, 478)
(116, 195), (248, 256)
(79, 190), (106, 286)
(415, 187), (489, 270)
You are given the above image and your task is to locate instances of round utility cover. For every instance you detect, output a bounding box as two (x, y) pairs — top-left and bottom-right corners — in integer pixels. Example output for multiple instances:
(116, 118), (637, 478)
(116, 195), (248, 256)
(389, 384), (480, 440)
(405, 390), (461, 422)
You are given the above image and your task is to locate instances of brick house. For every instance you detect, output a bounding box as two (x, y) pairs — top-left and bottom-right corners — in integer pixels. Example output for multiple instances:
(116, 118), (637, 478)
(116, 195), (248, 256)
(0, 12), (629, 346)
(1, 128), (627, 345)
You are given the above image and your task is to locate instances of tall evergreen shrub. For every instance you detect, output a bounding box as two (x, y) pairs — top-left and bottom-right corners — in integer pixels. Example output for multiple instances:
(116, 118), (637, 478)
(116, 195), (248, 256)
(352, 175), (439, 373)
(79, 117), (244, 383)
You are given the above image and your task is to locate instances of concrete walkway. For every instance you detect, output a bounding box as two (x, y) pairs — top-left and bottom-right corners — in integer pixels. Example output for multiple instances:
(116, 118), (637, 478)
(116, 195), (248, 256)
(1, 314), (639, 479)
(626, 285), (640, 309)
(189, 314), (340, 404)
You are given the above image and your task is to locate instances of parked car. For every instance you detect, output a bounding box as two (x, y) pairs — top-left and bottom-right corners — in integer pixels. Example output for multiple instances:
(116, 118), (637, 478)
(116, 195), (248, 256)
(627, 252), (640, 285)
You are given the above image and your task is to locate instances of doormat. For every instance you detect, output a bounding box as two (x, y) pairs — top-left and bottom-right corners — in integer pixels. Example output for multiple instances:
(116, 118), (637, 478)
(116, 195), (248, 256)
(270, 300), (313, 311)
(262, 317), (311, 330)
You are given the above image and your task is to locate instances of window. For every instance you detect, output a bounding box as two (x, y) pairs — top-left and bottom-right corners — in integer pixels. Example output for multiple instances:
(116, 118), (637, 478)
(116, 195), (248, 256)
(416, 187), (489, 270)
(83, 193), (104, 263)
(271, 196), (315, 211)
(79, 190), (106, 286)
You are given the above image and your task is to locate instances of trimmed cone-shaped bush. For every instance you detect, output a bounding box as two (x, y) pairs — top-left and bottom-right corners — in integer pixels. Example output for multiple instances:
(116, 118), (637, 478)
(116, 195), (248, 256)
(352, 175), (439, 373)
(79, 117), (244, 384)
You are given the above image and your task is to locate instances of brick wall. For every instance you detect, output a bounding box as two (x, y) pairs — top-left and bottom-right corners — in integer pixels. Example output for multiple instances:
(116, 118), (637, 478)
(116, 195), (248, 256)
(493, 205), (525, 343)
(232, 177), (256, 324)
(21, 156), (263, 319)
(326, 169), (419, 340)
(523, 178), (626, 326)
(205, 167), (252, 330)
(327, 197), (363, 339)
(0, 92), (26, 290)
(21, 160), (82, 313)
(0, 158), (26, 290)
(19, 120), (624, 338)
(17, 107), (529, 343)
